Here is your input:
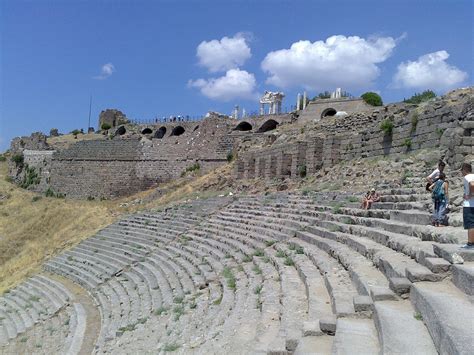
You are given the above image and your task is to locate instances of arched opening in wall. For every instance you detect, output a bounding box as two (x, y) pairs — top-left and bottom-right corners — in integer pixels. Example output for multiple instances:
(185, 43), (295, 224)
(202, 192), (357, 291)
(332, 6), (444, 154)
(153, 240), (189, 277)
(193, 125), (200, 132)
(141, 127), (153, 135)
(257, 119), (279, 133)
(154, 126), (167, 139)
(171, 126), (185, 136)
(234, 121), (253, 131)
(115, 125), (126, 135)
(321, 108), (337, 119)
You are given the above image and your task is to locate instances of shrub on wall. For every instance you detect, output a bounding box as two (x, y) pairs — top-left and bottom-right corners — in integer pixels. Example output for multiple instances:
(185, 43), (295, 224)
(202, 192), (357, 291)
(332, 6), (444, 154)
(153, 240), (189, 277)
(11, 154), (24, 166)
(298, 165), (307, 178)
(101, 123), (112, 131)
(226, 152), (234, 162)
(410, 113), (419, 134)
(361, 92), (383, 106)
(20, 165), (40, 189)
(380, 119), (394, 136)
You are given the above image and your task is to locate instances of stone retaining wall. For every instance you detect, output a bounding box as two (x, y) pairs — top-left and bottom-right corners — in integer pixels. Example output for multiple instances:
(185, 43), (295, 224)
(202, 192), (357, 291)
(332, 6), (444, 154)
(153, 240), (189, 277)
(235, 88), (473, 180)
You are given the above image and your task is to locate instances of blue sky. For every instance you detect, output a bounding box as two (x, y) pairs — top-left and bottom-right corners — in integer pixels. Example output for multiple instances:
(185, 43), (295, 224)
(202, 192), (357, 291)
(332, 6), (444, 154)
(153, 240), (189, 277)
(1, 0), (472, 151)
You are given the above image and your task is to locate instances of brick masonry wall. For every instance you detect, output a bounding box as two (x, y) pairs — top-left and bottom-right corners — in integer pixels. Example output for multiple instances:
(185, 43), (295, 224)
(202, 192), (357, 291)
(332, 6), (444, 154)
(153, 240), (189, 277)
(45, 117), (239, 198)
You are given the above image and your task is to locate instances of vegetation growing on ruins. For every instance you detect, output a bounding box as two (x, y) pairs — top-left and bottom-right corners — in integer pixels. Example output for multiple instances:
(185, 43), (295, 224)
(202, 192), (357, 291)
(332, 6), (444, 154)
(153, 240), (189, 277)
(70, 129), (82, 136)
(19, 166), (40, 189)
(361, 92), (383, 106)
(404, 90), (436, 104)
(298, 165), (307, 178)
(410, 113), (419, 134)
(101, 123), (112, 130)
(181, 162), (201, 177)
(380, 119), (394, 135)
(403, 138), (413, 150)
(11, 154), (24, 166)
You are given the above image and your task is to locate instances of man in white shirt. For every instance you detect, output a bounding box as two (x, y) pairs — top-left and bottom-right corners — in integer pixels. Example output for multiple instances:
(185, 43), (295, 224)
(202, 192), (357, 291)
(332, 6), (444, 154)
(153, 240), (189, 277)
(426, 160), (446, 190)
(462, 163), (474, 249)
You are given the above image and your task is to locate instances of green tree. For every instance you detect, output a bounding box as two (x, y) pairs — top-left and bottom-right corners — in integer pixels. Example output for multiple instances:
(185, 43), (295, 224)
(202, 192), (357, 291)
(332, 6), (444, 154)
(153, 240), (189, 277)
(361, 92), (383, 106)
(101, 123), (112, 131)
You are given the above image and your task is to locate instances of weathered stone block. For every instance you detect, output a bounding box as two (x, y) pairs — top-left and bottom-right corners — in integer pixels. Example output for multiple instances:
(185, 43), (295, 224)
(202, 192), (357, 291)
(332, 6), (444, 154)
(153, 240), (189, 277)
(389, 277), (412, 295)
(303, 321), (323, 336)
(353, 295), (373, 312)
(319, 317), (337, 335)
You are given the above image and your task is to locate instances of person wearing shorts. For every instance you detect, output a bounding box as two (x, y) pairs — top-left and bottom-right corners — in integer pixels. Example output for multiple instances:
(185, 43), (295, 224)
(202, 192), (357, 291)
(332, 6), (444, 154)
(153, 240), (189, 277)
(461, 163), (474, 249)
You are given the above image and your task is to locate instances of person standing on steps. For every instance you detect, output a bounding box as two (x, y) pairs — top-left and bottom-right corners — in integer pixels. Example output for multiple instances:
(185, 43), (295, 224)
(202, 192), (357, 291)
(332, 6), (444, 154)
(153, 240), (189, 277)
(426, 160), (446, 191)
(461, 163), (474, 249)
(429, 172), (449, 226)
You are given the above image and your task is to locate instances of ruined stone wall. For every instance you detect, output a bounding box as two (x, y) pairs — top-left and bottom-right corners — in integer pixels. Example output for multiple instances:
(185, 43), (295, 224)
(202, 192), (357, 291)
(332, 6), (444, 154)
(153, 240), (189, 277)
(44, 118), (237, 198)
(236, 88), (473, 180)
(298, 98), (372, 121)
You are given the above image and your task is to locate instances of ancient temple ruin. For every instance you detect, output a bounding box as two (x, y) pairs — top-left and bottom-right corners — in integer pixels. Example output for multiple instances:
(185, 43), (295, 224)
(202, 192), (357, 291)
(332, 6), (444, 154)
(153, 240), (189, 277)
(259, 91), (285, 115)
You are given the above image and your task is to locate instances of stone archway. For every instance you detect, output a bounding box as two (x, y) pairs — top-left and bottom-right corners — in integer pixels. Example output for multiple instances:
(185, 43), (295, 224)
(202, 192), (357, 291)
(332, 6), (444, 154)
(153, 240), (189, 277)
(154, 127), (167, 139)
(141, 127), (153, 134)
(257, 119), (279, 133)
(115, 126), (126, 135)
(234, 121), (253, 131)
(321, 108), (337, 119)
(171, 126), (185, 136)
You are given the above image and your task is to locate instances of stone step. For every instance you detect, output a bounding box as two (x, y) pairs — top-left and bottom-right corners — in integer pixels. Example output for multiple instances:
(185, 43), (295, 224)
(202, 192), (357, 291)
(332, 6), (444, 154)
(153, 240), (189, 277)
(331, 318), (380, 355)
(0, 308), (17, 340)
(292, 254), (333, 321)
(309, 221), (441, 285)
(64, 249), (121, 277)
(390, 210), (432, 226)
(452, 263), (474, 295)
(25, 277), (67, 312)
(294, 335), (333, 355)
(1, 295), (35, 330)
(410, 281), (474, 355)
(0, 322), (9, 345)
(433, 243), (474, 263)
(44, 260), (99, 290)
(296, 230), (395, 301)
(0, 302), (25, 336)
(64, 303), (86, 355)
(291, 238), (357, 317)
(54, 254), (111, 282)
(373, 300), (437, 354)
(269, 246), (308, 351)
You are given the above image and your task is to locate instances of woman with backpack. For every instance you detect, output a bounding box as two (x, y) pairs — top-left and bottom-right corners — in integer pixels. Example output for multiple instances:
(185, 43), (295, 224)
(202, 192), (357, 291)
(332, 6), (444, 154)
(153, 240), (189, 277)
(429, 172), (449, 227)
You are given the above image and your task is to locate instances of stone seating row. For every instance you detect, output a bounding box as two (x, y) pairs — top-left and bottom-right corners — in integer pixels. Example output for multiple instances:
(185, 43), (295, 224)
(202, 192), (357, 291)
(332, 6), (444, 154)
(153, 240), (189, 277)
(227, 191), (472, 354)
(0, 275), (73, 347)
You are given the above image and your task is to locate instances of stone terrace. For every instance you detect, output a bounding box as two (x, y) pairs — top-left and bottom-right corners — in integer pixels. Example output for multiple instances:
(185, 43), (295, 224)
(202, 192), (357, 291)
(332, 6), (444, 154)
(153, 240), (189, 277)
(0, 181), (473, 354)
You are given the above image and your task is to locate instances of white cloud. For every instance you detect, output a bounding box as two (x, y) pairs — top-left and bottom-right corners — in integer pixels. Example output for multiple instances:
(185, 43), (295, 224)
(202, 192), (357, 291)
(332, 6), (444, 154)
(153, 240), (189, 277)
(196, 33), (251, 73)
(392, 50), (468, 90)
(93, 63), (115, 80)
(188, 69), (257, 101)
(261, 35), (396, 91)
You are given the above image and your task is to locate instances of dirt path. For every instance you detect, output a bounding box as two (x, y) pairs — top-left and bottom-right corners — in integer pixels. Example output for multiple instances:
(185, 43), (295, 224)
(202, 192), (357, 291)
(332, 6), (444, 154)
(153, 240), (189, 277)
(44, 272), (101, 355)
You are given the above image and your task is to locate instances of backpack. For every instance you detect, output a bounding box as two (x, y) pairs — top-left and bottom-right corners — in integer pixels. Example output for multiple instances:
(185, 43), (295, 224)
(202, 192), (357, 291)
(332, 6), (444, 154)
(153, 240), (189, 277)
(432, 180), (445, 201)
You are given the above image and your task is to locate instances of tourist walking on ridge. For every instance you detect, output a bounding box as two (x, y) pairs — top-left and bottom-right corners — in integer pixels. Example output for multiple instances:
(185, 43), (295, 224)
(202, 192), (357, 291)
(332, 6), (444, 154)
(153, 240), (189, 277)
(461, 163), (474, 249)
(428, 172), (449, 227)
(425, 160), (446, 191)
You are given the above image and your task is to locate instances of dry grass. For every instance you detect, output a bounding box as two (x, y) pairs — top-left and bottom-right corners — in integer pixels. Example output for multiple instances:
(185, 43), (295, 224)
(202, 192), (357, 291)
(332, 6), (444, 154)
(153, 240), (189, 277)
(0, 160), (235, 293)
(0, 162), (117, 292)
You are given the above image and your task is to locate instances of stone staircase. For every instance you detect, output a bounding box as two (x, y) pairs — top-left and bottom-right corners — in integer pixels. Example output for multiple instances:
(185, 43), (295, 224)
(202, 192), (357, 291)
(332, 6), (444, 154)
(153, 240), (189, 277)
(0, 184), (472, 354)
